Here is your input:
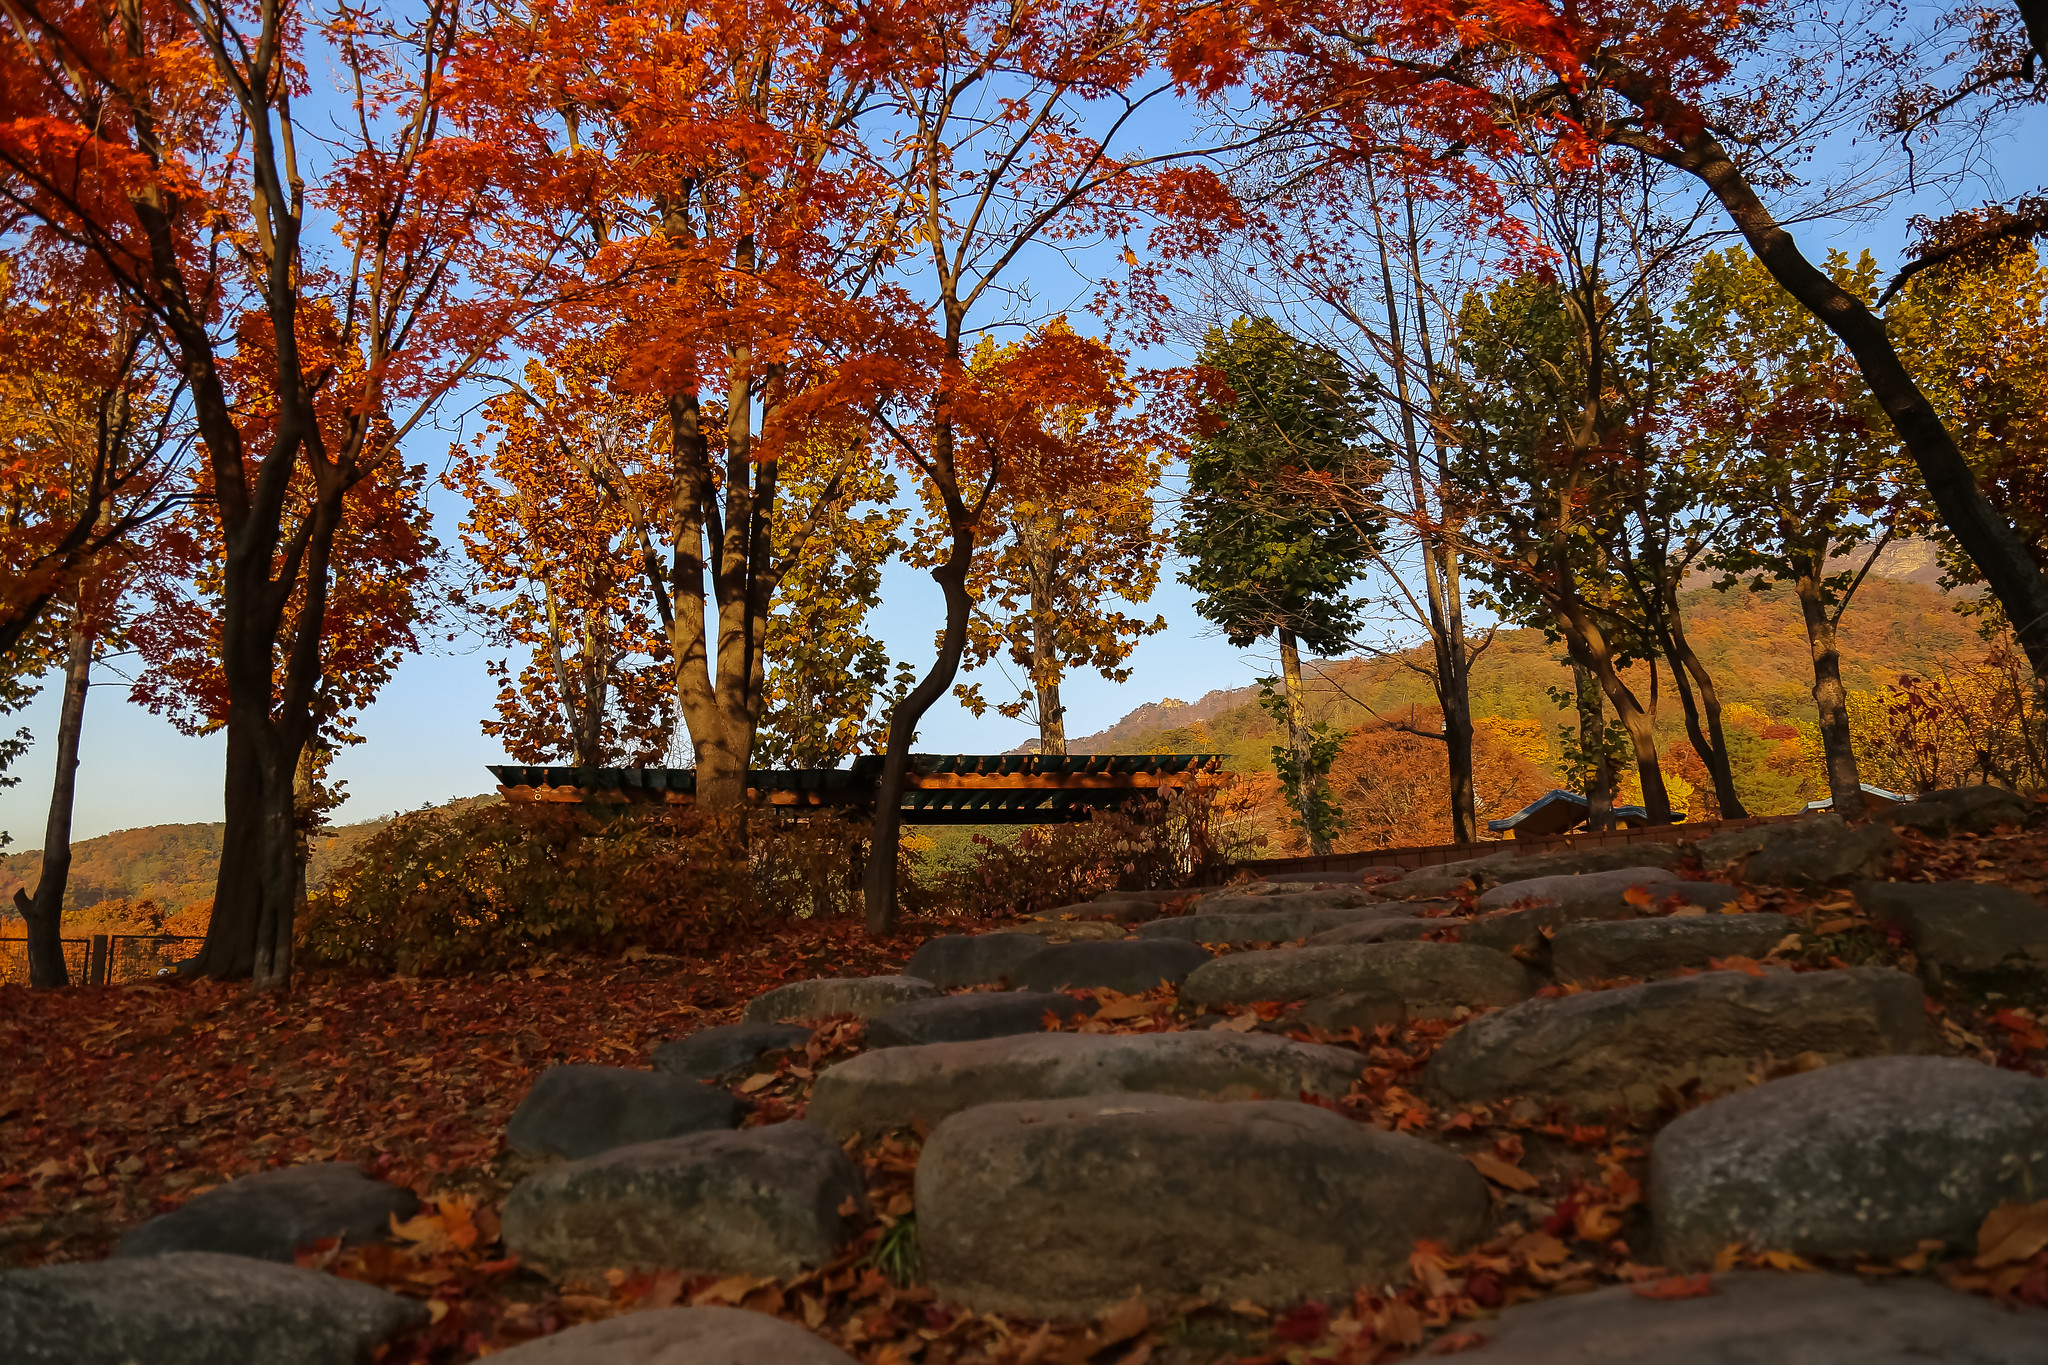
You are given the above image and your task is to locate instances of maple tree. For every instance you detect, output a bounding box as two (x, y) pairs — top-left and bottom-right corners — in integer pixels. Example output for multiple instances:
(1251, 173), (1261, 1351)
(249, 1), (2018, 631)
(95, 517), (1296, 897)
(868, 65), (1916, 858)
(464, 0), (912, 810)
(921, 326), (1169, 756)
(0, 0), (564, 987)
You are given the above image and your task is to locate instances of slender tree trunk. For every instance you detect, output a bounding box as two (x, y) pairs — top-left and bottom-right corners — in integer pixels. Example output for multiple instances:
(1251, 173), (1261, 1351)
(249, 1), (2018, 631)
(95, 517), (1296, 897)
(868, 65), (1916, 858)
(1025, 515), (1067, 756)
(1573, 658), (1616, 832)
(1561, 609), (1673, 823)
(22, 613), (92, 988)
(1661, 612), (1748, 818)
(1790, 550), (1866, 816)
(1440, 655), (1476, 843)
(1610, 98), (2048, 681)
(1278, 629), (1330, 856)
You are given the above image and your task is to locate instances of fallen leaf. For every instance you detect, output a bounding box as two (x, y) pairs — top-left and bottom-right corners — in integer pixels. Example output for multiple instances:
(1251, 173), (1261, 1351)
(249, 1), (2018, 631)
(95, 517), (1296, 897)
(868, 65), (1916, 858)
(1212, 1012), (1261, 1033)
(1815, 917), (1858, 935)
(1094, 997), (1158, 1022)
(736, 1073), (778, 1094)
(1623, 884), (1655, 907)
(1467, 1152), (1540, 1193)
(1375, 1298), (1424, 1346)
(1632, 1274), (1714, 1300)
(1759, 1249), (1815, 1272)
(1977, 1200), (2048, 1267)
(1095, 1292), (1149, 1346)
(1430, 1330), (1490, 1354)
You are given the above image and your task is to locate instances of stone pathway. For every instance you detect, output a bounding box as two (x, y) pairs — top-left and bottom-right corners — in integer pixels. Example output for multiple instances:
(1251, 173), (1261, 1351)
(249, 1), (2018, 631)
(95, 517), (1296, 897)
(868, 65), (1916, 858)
(9, 788), (2045, 1362)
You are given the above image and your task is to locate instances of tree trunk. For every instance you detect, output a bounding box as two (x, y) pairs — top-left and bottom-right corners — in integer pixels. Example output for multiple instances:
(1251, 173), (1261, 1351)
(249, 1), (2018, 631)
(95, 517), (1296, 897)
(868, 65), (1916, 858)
(1278, 629), (1330, 857)
(1612, 100), (2048, 682)
(1432, 581), (1478, 843)
(1562, 610), (1674, 823)
(23, 614), (92, 988)
(1792, 552), (1866, 816)
(1573, 658), (1616, 832)
(1661, 613), (1748, 819)
(864, 442), (976, 935)
(190, 723), (262, 979)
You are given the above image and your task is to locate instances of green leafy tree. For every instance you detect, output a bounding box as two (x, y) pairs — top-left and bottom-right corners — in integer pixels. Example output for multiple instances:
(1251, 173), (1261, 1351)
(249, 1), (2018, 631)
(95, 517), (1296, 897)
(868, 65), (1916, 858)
(1177, 316), (1380, 854)
(1677, 248), (1905, 815)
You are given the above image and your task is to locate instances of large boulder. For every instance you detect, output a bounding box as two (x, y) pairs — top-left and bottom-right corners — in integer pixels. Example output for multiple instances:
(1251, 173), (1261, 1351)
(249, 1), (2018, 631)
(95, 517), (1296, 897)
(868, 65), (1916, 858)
(1550, 913), (1798, 984)
(1307, 915), (1465, 947)
(1031, 899), (1161, 925)
(805, 1030), (1364, 1138)
(1424, 967), (1932, 1116)
(1474, 842), (1688, 888)
(741, 975), (938, 1024)
(1449, 1271), (2044, 1364)
(1376, 853), (1518, 900)
(1180, 941), (1530, 1017)
(652, 1023), (812, 1081)
(507, 1065), (742, 1161)
(1473, 866), (1681, 914)
(501, 1121), (861, 1277)
(1005, 919), (1129, 941)
(478, 1306), (856, 1364)
(916, 1095), (1489, 1318)
(1878, 784), (2031, 836)
(1854, 880), (2048, 1000)
(1134, 905), (1399, 945)
(1188, 887), (1381, 916)
(113, 1162), (417, 1263)
(904, 933), (1049, 990)
(1694, 814), (1898, 886)
(866, 991), (1092, 1048)
(1650, 1056), (2048, 1268)
(1009, 939), (1211, 994)
(0, 1251), (427, 1365)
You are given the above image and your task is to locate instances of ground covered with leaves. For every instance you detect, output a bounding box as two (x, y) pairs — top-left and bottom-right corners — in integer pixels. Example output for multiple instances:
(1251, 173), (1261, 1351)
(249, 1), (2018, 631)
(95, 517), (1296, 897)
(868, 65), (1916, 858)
(5, 820), (2048, 1363)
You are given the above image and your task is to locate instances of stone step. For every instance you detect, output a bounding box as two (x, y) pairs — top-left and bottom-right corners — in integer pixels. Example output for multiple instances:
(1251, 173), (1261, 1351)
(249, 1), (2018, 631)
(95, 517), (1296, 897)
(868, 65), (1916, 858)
(479, 1305), (856, 1364)
(741, 975), (938, 1024)
(502, 1121), (860, 1277)
(1180, 941), (1531, 1017)
(1188, 886), (1382, 916)
(805, 1029), (1364, 1138)
(904, 933), (1049, 989)
(1854, 879), (2048, 1002)
(1473, 866), (1682, 914)
(916, 1095), (1488, 1318)
(1133, 905), (1401, 945)
(1308, 913), (1465, 946)
(508, 1065), (741, 1161)
(0, 1251), (427, 1365)
(1550, 913), (1797, 983)
(1695, 813), (1897, 887)
(652, 1023), (813, 1081)
(1424, 967), (1931, 1117)
(1650, 1055), (2048, 1268)
(1451, 1271), (2043, 1363)
(1009, 938), (1211, 994)
(113, 1161), (417, 1263)
(866, 990), (1092, 1047)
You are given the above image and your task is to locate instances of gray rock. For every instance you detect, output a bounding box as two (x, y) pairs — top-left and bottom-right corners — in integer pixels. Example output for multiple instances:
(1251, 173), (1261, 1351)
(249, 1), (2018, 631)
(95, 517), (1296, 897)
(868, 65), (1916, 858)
(1189, 887), (1381, 916)
(1424, 967), (1932, 1116)
(1855, 880), (2048, 999)
(1471, 842), (1688, 888)
(1450, 1271), (2044, 1364)
(1695, 813), (1899, 886)
(1879, 785), (2031, 836)
(1004, 919), (1130, 941)
(1033, 898), (1160, 924)
(1475, 866), (1681, 914)
(741, 974), (939, 1024)
(478, 1306), (857, 1364)
(0, 1250), (427, 1365)
(904, 933), (1049, 989)
(501, 1121), (860, 1276)
(114, 1162), (418, 1263)
(916, 1095), (1489, 1318)
(1180, 941), (1530, 1016)
(1010, 938), (1211, 994)
(866, 990), (1092, 1047)
(1291, 989), (1408, 1032)
(1377, 853), (1518, 899)
(1134, 905), (1400, 944)
(507, 1065), (742, 1161)
(1651, 1056), (2048, 1268)
(806, 1030), (1364, 1138)
(652, 1023), (813, 1080)
(1551, 914), (1798, 983)
(1465, 882), (1742, 960)
(1307, 915), (1466, 947)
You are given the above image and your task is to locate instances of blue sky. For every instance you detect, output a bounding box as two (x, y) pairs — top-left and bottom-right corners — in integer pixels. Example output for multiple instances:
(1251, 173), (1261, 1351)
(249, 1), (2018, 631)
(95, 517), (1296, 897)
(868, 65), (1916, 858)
(3, 41), (2042, 848)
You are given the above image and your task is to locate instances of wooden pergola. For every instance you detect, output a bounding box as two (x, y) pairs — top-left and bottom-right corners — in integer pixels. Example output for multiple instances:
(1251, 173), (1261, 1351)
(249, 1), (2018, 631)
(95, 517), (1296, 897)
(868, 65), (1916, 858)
(490, 752), (1227, 825)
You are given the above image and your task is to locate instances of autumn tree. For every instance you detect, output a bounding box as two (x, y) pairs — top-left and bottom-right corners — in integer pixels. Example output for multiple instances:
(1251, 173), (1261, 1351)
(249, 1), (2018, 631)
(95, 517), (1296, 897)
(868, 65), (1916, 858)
(1678, 247), (1905, 816)
(465, 0), (912, 808)
(850, 0), (1258, 931)
(1, 0), (558, 987)
(449, 360), (673, 768)
(925, 326), (1169, 756)
(1178, 317), (1380, 855)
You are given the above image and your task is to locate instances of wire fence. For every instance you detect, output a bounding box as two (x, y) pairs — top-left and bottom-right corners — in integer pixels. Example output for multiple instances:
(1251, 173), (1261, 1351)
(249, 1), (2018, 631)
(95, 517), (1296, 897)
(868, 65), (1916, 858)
(0, 934), (207, 987)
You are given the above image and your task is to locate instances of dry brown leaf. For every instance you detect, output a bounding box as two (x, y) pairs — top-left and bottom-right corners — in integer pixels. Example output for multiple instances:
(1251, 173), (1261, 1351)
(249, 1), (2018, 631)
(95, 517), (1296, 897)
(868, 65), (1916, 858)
(1977, 1199), (2048, 1267)
(736, 1073), (777, 1094)
(1096, 1292), (1150, 1346)
(1467, 1151), (1540, 1193)
(1212, 1012), (1262, 1033)
(1094, 997), (1158, 1022)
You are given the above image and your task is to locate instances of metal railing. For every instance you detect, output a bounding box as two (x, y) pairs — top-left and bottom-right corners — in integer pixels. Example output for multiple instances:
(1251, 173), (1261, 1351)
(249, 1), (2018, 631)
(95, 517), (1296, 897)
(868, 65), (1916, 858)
(0, 934), (207, 986)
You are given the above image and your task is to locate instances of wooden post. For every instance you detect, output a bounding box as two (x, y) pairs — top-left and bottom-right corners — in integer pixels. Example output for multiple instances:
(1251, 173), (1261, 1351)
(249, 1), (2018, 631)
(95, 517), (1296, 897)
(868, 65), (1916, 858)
(88, 934), (109, 986)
